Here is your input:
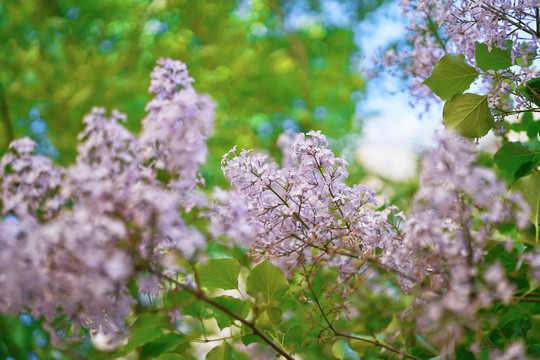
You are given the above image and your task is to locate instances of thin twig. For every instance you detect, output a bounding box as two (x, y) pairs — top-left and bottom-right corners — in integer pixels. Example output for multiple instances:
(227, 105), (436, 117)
(480, 4), (536, 37)
(534, 6), (540, 37)
(426, 14), (447, 54)
(299, 263), (423, 360)
(514, 297), (540, 303)
(335, 332), (423, 360)
(156, 271), (296, 360)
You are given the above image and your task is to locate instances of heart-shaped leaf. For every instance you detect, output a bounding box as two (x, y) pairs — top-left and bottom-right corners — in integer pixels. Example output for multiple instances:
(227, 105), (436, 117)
(443, 93), (494, 138)
(423, 54), (479, 100)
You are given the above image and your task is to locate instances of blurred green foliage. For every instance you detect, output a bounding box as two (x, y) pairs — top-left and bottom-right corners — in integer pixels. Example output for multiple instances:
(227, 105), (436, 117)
(0, 0), (379, 186)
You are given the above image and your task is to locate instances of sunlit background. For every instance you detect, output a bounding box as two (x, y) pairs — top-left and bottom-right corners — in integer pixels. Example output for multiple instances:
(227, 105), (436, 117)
(0, 0), (446, 187)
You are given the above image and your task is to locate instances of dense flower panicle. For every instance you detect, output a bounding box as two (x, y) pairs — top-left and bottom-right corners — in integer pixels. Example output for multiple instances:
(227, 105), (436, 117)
(276, 130), (297, 168)
(383, 0), (540, 112)
(0, 59), (212, 343)
(220, 132), (530, 356)
(149, 58), (194, 99)
(77, 107), (140, 174)
(208, 187), (258, 248)
(388, 135), (529, 355)
(65, 108), (145, 199)
(0, 214), (134, 345)
(0, 138), (65, 220)
(381, 1), (446, 103)
(520, 249), (540, 284)
(141, 58), (215, 183)
(220, 130), (381, 282)
(123, 182), (205, 261)
(62, 107), (195, 262)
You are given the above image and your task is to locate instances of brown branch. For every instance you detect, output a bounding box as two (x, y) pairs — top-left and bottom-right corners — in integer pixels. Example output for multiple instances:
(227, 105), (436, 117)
(514, 297), (540, 303)
(480, 4), (536, 37)
(156, 271), (296, 360)
(335, 332), (423, 360)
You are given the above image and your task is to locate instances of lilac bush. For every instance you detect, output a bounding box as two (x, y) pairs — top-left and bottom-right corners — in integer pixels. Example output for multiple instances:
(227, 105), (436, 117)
(0, 48), (538, 359)
(218, 129), (530, 357)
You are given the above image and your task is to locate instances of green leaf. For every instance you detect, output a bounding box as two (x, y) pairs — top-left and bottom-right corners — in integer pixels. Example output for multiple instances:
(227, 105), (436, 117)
(443, 93), (494, 138)
(522, 77), (540, 107)
(383, 315), (403, 341)
(132, 312), (169, 329)
(195, 258), (241, 291)
(209, 296), (250, 330)
(240, 324), (265, 346)
(494, 142), (537, 173)
(164, 291), (212, 320)
(528, 314), (540, 343)
(141, 333), (186, 359)
(415, 336), (439, 356)
(118, 327), (163, 356)
(206, 342), (233, 360)
(332, 340), (360, 360)
(163, 290), (197, 309)
(116, 313), (170, 356)
(422, 54), (479, 100)
(475, 41), (513, 71)
(527, 120), (540, 139)
(281, 324), (304, 351)
(255, 306), (282, 330)
(522, 112), (534, 130)
(212, 296), (249, 316)
(514, 161), (536, 180)
(246, 260), (289, 304)
(156, 354), (185, 360)
(179, 292), (212, 320)
(513, 172), (540, 242)
(500, 303), (536, 327)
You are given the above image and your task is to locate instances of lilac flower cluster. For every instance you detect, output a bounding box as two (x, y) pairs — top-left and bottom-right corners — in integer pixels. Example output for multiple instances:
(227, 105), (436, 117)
(218, 132), (529, 355)
(394, 135), (529, 356)
(384, 0), (540, 112)
(218, 131), (382, 284)
(141, 59), (214, 184)
(520, 248), (540, 284)
(0, 59), (213, 344)
(0, 138), (64, 220)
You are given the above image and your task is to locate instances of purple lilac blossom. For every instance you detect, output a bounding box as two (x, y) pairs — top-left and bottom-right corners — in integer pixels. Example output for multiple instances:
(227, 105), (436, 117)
(0, 59), (213, 344)
(219, 131), (530, 357)
(0, 138), (65, 219)
(382, 0), (540, 116)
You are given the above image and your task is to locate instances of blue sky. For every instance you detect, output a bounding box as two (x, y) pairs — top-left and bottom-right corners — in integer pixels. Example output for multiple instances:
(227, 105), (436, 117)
(353, 1), (444, 149)
(284, 0), (446, 180)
